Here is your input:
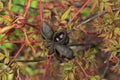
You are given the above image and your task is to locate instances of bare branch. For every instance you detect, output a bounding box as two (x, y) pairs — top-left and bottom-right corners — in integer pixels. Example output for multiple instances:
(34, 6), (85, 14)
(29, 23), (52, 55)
(75, 8), (120, 28)
(100, 52), (112, 80)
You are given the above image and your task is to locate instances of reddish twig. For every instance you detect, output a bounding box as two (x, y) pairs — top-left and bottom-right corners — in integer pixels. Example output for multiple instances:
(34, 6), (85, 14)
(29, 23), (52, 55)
(0, 39), (41, 44)
(69, 0), (91, 23)
(75, 60), (89, 78)
(26, 22), (40, 30)
(0, 43), (26, 75)
(39, 0), (43, 26)
(8, 43), (26, 66)
(42, 55), (53, 80)
(23, 0), (31, 18)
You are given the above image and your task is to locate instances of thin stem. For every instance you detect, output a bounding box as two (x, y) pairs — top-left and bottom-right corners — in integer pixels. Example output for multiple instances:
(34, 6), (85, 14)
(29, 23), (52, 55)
(76, 60), (89, 78)
(8, 43), (26, 66)
(23, 0), (31, 18)
(69, 0), (91, 23)
(100, 52), (112, 80)
(0, 39), (41, 44)
(0, 58), (43, 63)
(15, 59), (42, 63)
(42, 55), (53, 80)
(39, 0), (43, 26)
(75, 8), (120, 28)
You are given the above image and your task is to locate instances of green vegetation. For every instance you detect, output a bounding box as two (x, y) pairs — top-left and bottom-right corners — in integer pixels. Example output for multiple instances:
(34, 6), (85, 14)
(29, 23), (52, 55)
(0, 0), (120, 80)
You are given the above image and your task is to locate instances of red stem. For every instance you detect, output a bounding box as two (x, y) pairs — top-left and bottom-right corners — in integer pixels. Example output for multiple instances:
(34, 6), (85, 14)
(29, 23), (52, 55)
(23, 0), (31, 18)
(39, 0), (43, 26)
(75, 60), (89, 78)
(42, 56), (52, 80)
(69, 0), (91, 23)
(8, 43), (26, 66)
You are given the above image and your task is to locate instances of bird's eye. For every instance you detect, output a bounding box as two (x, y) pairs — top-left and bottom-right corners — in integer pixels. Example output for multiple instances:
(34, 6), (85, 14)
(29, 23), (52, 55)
(53, 31), (69, 45)
(56, 37), (59, 41)
(59, 33), (64, 39)
(54, 32), (65, 42)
